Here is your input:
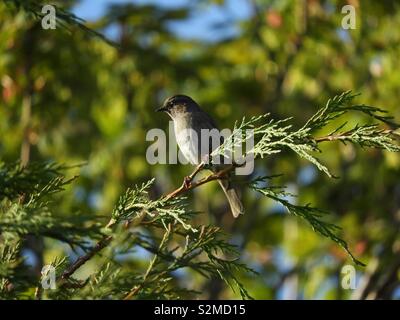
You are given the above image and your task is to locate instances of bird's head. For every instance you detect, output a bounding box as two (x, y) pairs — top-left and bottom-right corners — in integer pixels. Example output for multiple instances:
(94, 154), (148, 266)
(157, 95), (199, 118)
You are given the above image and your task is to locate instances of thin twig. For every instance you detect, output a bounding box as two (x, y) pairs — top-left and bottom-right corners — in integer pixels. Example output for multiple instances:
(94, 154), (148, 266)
(34, 285), (42, 300)
(315, 129), (395, 143)
(60, 235), (112, 282)
(164, 164), (236, 200)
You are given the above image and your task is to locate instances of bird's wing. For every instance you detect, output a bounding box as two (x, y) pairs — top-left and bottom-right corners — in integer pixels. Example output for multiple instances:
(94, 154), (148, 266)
(193, 111), (225, 164)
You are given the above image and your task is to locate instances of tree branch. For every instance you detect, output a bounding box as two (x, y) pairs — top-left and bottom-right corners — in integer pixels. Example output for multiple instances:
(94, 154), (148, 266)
(59, 164), (236, 282)
(59, 235), (112, 284)
(315, 129), (396, 143)
(164, 163), (236, 200)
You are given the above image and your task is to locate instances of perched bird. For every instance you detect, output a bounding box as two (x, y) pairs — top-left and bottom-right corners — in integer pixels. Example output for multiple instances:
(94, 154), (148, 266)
(157, 94), (244, 218)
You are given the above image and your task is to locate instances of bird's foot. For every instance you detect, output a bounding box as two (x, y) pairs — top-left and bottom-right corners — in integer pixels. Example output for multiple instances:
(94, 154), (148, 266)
(183, 176), (192, 189)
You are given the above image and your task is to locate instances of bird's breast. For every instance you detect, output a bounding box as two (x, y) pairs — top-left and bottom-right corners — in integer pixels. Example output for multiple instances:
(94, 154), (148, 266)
(173, 117), (201, 165)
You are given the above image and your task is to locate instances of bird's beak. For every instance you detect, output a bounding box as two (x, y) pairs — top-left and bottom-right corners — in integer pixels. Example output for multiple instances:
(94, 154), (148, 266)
(156, 106), (168, 112)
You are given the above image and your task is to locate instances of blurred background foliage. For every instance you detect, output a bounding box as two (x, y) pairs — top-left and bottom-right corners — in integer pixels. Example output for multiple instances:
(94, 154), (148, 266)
(0, 0), (399, 299)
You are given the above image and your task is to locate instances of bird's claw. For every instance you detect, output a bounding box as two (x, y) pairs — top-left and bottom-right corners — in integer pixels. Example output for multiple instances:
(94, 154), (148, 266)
(183, 176), (191, 188)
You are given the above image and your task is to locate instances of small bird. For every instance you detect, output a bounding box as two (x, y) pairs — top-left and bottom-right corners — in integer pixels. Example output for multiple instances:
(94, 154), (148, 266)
(157, 94), (244, 218)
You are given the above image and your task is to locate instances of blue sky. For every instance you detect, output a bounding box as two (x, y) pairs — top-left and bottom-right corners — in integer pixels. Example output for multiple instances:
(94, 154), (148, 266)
(72, 0), (253, 42)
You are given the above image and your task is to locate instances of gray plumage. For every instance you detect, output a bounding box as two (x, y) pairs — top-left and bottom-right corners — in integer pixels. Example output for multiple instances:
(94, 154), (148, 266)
(157, 95), (244, 218)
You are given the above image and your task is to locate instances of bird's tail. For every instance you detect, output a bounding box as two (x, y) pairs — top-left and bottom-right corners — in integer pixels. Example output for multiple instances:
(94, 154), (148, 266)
(217, 179), (244, 218)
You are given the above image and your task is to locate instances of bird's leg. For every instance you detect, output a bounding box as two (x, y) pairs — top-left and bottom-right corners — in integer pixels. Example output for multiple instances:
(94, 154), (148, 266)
(183, 162), (206, 189)
(189, 162), (206, 180)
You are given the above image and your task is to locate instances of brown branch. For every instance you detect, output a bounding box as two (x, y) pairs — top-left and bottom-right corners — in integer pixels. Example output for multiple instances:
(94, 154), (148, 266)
(315, 129), (395, 143)
(59, 164), (236, 282)
(164, 164), (236, 200)
(315, 134), (352, 143)
(59, 235), (112, 284)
